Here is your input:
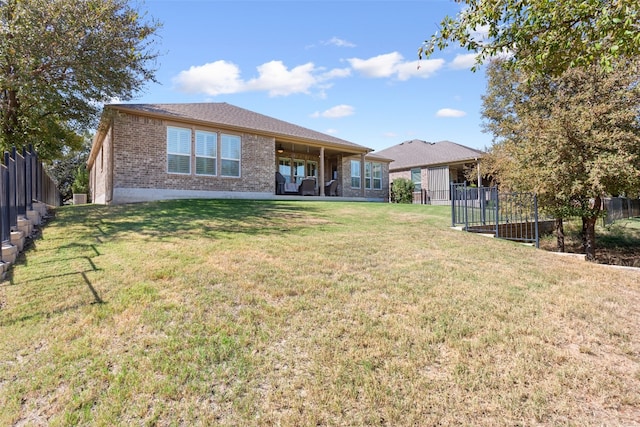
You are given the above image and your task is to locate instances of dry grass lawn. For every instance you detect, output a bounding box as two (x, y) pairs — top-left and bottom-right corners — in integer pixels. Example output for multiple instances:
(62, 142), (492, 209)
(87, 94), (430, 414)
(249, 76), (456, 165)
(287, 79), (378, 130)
(0, 199), (639, 426)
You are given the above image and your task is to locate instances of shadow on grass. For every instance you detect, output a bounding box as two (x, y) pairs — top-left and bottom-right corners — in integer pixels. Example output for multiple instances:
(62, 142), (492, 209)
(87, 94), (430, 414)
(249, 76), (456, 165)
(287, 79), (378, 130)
(1, 199), (321, 326)
(59, 199), (324, 241)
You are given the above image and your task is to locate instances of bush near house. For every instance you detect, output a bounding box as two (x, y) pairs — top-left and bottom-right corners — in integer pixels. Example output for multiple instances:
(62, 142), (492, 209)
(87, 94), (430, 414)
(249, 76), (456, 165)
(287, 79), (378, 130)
(391, 177), (415, 203)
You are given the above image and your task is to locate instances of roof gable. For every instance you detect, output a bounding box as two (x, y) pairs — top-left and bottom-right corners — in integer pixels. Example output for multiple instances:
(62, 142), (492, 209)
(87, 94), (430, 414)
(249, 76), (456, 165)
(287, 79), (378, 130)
(375, 139), (484, 170)
(108, 102), (370, 152)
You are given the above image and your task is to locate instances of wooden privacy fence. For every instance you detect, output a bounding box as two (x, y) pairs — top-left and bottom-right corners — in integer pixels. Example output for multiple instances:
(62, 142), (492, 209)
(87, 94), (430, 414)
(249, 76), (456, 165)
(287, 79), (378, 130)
(0, 145), (60, 268)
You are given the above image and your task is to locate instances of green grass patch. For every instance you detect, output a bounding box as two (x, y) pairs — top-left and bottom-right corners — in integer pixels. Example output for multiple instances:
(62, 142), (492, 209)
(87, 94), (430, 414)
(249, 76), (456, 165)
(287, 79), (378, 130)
(1, 200), (639, 425)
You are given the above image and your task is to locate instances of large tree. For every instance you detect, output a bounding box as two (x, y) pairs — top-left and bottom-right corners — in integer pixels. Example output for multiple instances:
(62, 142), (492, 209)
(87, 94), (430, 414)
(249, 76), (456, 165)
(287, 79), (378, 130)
(419, 0), (640, 76)
(0, 0), (160, 159)
(481, 58), (640, 260)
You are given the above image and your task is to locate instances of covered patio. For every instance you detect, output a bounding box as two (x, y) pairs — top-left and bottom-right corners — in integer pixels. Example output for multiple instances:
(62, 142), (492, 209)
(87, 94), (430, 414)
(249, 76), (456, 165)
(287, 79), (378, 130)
(273, 139), (374, 198)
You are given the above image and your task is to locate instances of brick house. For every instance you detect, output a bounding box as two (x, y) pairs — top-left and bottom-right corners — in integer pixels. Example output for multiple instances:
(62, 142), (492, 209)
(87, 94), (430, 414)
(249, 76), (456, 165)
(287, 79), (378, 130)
(87, 103), (391, 204)
(375, 139), (484, 204)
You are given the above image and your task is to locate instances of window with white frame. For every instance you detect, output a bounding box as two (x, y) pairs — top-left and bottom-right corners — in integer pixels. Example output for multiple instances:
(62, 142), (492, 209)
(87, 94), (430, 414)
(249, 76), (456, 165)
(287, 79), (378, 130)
(364, 162), (382, 189)
(306, 161), (318, 179)
(278, 157), (292, 182)
(293, 159), (305, 183)
(221, 133), (241, 177)
(195, 130), (217, 176)
(372, 162), (382, 189)
(167, 126), (191, 174)
(351, 160), (361, 188)
(411, 168), (422, 191)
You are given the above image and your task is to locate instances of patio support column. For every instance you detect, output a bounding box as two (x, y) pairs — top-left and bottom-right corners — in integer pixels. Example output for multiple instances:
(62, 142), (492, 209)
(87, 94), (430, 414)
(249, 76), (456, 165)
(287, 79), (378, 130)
(360, 153), (366, 198)
(319, 147), (325, 196)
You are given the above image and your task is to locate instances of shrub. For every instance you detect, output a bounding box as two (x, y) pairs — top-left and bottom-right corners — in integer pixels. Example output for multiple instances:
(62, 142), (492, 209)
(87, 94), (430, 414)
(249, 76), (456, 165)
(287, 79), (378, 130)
(71, 166), (89, 194)
(391, 178), (414, 203)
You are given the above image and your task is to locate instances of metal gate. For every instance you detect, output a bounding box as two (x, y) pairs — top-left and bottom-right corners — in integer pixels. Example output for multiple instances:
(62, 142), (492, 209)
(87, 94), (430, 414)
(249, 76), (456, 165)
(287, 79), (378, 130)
(451, 183), (543, 247)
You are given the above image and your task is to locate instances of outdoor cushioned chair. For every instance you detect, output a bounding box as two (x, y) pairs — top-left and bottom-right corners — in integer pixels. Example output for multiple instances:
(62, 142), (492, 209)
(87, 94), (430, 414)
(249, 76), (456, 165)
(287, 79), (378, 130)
(325, 179), (337, 196)
(275, 172), (286, 195)
(298, 178), (316, 196)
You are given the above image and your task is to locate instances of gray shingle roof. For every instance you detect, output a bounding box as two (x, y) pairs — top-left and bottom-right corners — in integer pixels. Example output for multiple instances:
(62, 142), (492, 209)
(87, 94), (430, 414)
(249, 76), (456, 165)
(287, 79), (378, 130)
(375, 139), (484, 170)
(109, 102), (371, 152)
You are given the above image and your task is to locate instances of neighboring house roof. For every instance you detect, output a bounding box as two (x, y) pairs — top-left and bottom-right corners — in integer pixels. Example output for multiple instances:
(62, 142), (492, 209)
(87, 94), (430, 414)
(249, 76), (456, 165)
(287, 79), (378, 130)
(106, 102), (372, 152)
(375, 139), (484, 171)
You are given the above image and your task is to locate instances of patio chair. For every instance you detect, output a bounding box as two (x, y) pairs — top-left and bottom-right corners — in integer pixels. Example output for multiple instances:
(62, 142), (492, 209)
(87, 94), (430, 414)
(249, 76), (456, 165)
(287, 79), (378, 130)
(275, 172), (286, 195)
(325, 179), (337, 196)
(298, 178), (316, 196)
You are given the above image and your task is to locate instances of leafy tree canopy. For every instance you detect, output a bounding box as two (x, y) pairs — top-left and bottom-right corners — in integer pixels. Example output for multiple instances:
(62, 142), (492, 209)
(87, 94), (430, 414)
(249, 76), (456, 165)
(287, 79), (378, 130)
(0, 0), (161, 160)
(420, 0), (640, 75)
(481, 58), (640, 259)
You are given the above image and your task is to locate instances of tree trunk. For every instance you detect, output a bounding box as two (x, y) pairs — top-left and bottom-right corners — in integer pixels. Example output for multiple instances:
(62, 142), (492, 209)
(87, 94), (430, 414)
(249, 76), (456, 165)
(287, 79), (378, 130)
(555, 217), (565, 252)
(581, 216), (588, 253)
(583, 195), (602, 262)
(583, 215), (598, 261)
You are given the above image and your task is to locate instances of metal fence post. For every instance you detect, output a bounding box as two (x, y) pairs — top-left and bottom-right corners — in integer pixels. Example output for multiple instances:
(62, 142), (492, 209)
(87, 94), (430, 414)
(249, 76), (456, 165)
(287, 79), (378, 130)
(463, 182), (468, 230)
(451, 182), (455, 227)
(495, 188), (500, 238)
(534, 194), (540, 248)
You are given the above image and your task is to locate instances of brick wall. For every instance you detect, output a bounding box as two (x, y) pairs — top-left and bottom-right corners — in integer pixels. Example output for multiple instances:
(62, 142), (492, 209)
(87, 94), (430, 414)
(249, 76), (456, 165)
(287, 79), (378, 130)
(340, 155), (390, 200)
(89, 124), (113, 204)
(111, 112), (274, 194)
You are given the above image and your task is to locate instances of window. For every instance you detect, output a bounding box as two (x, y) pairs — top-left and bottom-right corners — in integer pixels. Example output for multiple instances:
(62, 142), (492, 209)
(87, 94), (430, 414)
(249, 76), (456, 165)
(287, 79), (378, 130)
(167, 127), (191, 174)
(351, 160), (361, 188)
(195, 130), (217, 175)
(306, 161), (318, 178)
(365, 162), (372, 189)
(221, 133), (241, 177)
(372, 162), (382, 189)
(293, 159), (305, 183)
(411, 168), (422, 191)
(364, 162), (382, 190)
(278, 157), (292, 183)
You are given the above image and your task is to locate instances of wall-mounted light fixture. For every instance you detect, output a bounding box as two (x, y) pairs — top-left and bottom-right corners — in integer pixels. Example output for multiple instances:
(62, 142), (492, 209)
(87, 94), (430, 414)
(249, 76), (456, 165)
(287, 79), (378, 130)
(277, 144), (284, 153)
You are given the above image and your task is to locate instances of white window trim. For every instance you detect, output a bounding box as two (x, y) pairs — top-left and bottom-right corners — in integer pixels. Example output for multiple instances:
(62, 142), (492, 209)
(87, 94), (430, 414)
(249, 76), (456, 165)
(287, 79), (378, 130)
(167, 126), (192, 175)
(220, 133), (241, 178)
(351, 160), (361, 189)
(195, 130), (217, 176)
(372, 162), (382, 190)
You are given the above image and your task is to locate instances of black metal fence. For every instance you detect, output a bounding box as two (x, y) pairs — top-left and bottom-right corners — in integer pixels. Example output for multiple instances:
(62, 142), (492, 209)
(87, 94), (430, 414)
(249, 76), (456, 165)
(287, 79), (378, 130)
(603, 197), (640, 225)
(412, 189), (451, 205)
(1, 145), (60, 246)
(451, 183), (552, 248)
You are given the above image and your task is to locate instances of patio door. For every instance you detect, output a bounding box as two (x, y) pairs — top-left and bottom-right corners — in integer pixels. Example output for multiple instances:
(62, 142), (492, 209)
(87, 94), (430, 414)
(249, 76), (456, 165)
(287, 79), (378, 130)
(293, 159), (305, 183)
(278, 157), (292, 183)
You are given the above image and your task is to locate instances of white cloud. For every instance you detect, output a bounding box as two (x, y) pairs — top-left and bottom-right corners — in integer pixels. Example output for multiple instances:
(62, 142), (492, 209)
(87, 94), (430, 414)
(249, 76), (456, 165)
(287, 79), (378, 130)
(172, 60), (243, 95)
(436, 108), (467, 118)
(450, 53), (478, 70)
(324, 37), (356, 48)
(319, 67), (351, 80)
(311, 104), (355, 119)
(173, 60), (350, 97)
(347, 52), (444, 80)
(244, 61), (318, 96)
(325, 128), (339, 135)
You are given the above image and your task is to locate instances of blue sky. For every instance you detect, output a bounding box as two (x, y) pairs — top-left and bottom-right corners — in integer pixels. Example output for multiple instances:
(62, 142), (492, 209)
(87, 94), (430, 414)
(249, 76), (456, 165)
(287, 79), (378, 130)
(132, 0), (493, 152)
